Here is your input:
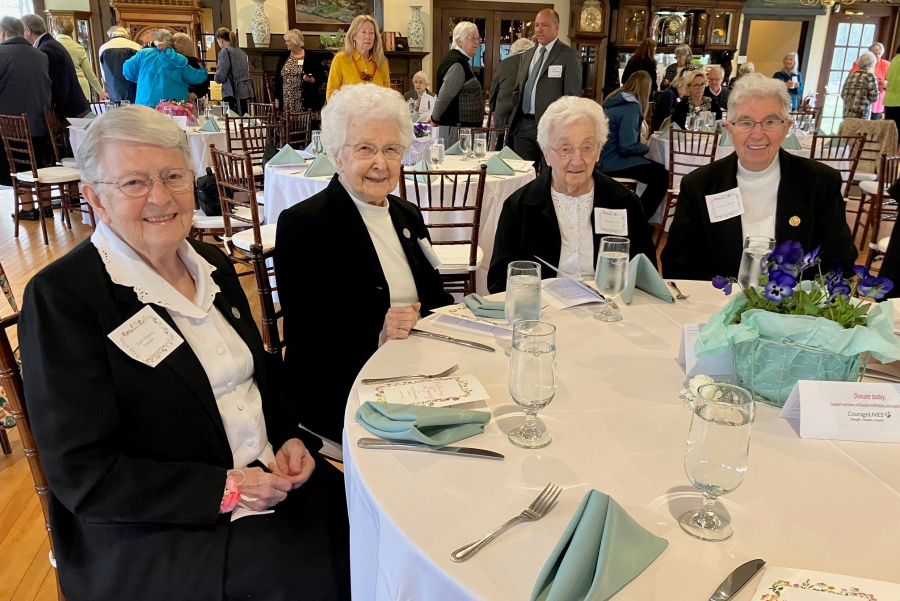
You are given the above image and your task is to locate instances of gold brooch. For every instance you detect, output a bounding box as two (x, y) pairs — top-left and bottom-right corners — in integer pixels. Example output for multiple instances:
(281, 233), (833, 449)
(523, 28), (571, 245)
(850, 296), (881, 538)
(789, 216), (801, 227)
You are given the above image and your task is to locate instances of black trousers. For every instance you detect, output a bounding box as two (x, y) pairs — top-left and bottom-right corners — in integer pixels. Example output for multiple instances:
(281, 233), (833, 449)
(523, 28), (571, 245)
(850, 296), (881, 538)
(511, 116), (547, 172)
(884, 106), (900, 135)
(603, 161), (670, 220)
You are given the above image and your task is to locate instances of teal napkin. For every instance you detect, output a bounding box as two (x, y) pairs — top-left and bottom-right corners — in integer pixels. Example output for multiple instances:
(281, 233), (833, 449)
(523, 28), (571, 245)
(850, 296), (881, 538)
(531, 490), (668, 601)
(198, 118), (220, 133)
(463, 293), (505, 319)
(485, 154), (515, 176)
(498, 147), (524, 161)
(617, 254), (675, 305)
(355, 401), (491, 446)
(411, 110), (420, 123)
(718, 125), (733, 147)
(656, 123), (680, 140)
(404, 158), (434, 183)
(267, 144), (305, 166)
(84, 111), (97, 119)
(782, 133), (802, 150)
(227, 109), (241, 118)
(445, 140), (464, 155)
(303, 153), (337, 177)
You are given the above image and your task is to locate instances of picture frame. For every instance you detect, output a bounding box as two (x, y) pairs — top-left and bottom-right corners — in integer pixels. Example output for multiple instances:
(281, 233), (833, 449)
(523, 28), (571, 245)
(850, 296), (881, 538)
(289, 0), (384, 33)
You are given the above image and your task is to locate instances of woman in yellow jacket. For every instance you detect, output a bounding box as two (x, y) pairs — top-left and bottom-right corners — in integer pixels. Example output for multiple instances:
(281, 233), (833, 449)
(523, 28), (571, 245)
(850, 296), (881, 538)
(54, 17), (105, 101)
(326, 15), (390, 101)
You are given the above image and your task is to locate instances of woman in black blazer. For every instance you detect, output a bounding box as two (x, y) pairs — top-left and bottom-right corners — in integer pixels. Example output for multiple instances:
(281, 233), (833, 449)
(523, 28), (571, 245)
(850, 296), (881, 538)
(488, 95), (656, 293)
(274, 84), (453, 444)
(274, 30), (325, 113)
(19, 106), (349, 601)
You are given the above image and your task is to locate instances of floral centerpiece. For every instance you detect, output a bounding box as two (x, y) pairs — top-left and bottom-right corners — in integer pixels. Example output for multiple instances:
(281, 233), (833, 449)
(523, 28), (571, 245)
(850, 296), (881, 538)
(155, 99), (196, 124)
(413, 122), (431, 138)
(696, 241), (900, 407)
(404, 122), (434, 165)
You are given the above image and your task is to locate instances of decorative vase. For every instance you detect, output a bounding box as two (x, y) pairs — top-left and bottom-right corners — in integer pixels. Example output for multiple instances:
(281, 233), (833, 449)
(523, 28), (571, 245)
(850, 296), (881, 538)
(407, 5), (425, 51)
(251, 0), (271, 48)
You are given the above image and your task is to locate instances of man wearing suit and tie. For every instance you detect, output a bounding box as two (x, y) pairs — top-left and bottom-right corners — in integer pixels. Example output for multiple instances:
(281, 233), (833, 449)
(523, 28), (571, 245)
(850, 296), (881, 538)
(509, 9), (582, 166)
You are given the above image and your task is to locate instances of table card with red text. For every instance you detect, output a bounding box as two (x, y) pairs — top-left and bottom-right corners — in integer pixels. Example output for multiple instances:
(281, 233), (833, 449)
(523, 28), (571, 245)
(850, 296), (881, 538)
(750, 566), (900, 600)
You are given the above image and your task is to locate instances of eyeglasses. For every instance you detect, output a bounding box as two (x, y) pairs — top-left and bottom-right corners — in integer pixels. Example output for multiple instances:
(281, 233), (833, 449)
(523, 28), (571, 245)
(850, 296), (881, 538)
(345, 143), (406, 161)
(688, 83), (707, 89)
(465, 35), (483, 43)
(95, 168), (195, 197)
(551, 143), (599, 158)
(730, 118), (786, 133)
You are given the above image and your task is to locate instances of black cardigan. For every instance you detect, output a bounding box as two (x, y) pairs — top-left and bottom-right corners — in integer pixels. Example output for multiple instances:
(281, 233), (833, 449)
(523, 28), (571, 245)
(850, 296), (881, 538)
(487, 168), (658, 293)
(274, 50), (325, 112)
(186, 55), (210, 99)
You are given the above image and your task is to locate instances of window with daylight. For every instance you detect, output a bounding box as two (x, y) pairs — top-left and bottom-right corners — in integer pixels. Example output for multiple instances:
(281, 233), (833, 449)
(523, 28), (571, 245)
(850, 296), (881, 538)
(821, 21), (877, 134)
(0, 0), (33, 18)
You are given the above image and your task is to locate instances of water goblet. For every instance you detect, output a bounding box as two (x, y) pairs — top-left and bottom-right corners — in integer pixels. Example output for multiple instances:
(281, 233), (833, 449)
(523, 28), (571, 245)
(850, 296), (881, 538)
(119, 99), (130, 106)
(474, 132), (487, 160)
(508, 321), (557, 449)
(737, 236), (775, 291)
(594, 236), (629, 322)
(311, 130), (323, 155)
(459, 128), (472, 161)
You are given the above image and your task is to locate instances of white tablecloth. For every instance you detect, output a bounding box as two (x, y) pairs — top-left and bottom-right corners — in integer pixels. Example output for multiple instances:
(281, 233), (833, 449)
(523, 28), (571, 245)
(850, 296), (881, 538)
(342, 280), (900, 600)
(647, 133), (832, 171)
(263, 153), (535, 294)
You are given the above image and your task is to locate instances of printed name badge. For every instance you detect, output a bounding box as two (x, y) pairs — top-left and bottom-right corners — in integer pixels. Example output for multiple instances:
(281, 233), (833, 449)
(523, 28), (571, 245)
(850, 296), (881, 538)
(108, 305), (183, 368)
(594, 208), (628, 236)
(417, 238), (442, 269)
(705, 188), (745, 223)
(548, 65), (563, 79)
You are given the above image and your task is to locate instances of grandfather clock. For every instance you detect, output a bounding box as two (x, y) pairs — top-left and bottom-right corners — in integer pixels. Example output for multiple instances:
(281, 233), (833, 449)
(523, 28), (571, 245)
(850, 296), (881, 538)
(569, 0), (609, 101)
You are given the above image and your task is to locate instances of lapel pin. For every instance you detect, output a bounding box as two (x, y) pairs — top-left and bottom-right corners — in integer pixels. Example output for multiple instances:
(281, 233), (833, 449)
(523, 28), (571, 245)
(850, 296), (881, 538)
(403, 228), (411, 239)
(789, 216), (801, 227)
(232, 307), (241, 319)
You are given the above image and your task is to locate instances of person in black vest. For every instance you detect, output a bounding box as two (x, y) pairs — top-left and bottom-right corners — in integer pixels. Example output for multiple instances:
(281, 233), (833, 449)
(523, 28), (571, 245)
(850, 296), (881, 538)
(98, 25), (141, 103)
(430, 21), (483, 146)
(20, 14), (89, 120)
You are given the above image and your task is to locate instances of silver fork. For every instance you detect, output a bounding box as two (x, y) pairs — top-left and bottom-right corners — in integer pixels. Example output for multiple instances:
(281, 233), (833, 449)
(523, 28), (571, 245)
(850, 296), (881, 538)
(360, 364), (460, 385)
(667, 281), (689, 300)
(450, 483), (561, 563)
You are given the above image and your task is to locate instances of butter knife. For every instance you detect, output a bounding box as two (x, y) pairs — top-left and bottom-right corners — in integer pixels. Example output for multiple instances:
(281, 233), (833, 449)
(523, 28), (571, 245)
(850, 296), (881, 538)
(708, 558), (766, 601)
(410, 329), (496, 352)
(357, 438), (504, 460)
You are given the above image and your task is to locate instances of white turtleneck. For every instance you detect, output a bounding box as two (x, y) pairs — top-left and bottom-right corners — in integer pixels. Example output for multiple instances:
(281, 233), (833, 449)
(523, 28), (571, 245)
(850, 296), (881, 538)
(736, 157), (780, 240)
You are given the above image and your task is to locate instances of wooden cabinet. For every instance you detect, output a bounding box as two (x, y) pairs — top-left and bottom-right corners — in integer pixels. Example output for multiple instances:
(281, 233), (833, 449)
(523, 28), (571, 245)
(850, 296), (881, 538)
(570, 0), (610, 101)
(44, 10), (97, 72)
(111, 0), (203, 48)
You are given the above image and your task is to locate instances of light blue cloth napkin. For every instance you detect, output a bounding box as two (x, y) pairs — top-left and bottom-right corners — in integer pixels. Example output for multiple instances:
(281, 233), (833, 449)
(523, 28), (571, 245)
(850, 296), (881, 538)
(84, 111), (97, 119)
(782, 134), (802, 150)
(303, 153), (337, 177)
(617, 254), (675, 305)
(531, 490), (668, 601)
(404, 158), (434, 183)
(718, 124), (733, 147)
(486, 154), (515, 176)
(498, 147), (524, 161)
(304, 142), (314, 154)
(355, 401), (491, 446)
(198, 118), (220, 133)
(463, 293), (505, 319)
(656, 123), (681, 140)
(227, 109), (241, 118)
(411, 110), (421, 123)
(267, 145), (305, 166)
(445, 140), (464, 155)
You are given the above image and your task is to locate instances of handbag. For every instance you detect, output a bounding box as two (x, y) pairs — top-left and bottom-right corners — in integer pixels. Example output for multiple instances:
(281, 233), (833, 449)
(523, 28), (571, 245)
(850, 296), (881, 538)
(195, 167), (231, 216)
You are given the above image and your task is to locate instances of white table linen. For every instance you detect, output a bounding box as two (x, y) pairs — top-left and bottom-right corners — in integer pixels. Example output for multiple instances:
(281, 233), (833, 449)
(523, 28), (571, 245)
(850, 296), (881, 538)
(343, 279), (900, 601)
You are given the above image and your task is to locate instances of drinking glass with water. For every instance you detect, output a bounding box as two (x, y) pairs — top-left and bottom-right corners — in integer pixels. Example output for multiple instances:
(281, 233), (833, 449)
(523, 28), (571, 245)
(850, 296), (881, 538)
(311, 130), (323, 156)
(737, 235), (775, 291)
(474, 132), (487, 160)
(594, 236), (629, 322)
(459, 128), (473, 161)
(508, 321), (557, 449)
(430, 141), (444, 167)
(504, 261), (541, 356)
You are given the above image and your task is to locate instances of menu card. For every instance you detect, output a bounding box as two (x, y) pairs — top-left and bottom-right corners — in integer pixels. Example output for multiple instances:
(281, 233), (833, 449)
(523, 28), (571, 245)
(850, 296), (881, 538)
(428, 304), (514, 338)
(357, 374), (490, 408)
(750, 567), (900, 600)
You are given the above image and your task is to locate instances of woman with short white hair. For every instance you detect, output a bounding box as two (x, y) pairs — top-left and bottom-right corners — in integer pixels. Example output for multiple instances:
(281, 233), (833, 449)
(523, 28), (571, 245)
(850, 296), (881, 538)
(663, 44), (696, 88)
(773, 52), (803, 109)
(432, 21), (484, 144)
(403, 70), (433, 110)
(851, 42), (891, 119)
(19, 105), (352, 601)
(275, 29), (325, 112)
(275, 84), (453, 442)
(488, 96), (656, 292)
(842, 51), (880, 119)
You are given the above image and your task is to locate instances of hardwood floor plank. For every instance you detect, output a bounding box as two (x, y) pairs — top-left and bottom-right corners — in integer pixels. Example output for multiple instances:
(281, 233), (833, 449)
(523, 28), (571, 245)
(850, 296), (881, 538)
(0, 498), (45, 601)
(9, 538), (50, 601)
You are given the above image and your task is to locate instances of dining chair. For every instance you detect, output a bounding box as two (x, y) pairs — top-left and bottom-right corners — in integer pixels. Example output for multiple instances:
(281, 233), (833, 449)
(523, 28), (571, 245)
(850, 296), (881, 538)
(209, 146), (282, 353)
(190, 145), (259, 246)
(858, 154), (900, 265)
(789, 106), (822, 132)
(89, 101), (109, 115)
(838, 118), (898, 193)
(42, 106), (77, 169)
(459, 125), (511, 150)
(398, 164), (488, 296)
(248, 102), (276, 122)
(808, 133), (866, 201)
(282, 111), (313, 149)
(656, 129), (718, 247)
(0, 313), (67, 600)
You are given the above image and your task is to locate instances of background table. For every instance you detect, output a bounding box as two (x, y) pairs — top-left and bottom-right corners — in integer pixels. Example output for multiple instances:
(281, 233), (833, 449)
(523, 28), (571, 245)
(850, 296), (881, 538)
(647, 133), (829, 172)
(263, 153), (535, 294)
(343, 280), (900, 600)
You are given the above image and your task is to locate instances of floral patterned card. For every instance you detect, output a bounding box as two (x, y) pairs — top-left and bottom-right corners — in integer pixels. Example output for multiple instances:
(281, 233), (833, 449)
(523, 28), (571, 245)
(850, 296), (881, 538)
(751, 567), (900, 601)
(357, 375), (490, 408)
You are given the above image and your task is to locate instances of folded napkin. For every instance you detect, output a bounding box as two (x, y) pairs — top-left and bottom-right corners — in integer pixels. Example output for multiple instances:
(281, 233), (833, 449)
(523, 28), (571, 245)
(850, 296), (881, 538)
(267, 144), (305, 166)
(198, 118), (220, 133)
(531, 490), (668, 601)
(445, 140), (464, 155)
(411, 110), (420, 123)
(355, 401), (491, 446)
(617, 254), (675, 305)
(782, 133), (802, 150)
(304, 142), (314, 154)
(227, 109), (241, 118)
(404, 158), (434, 183)
(498, 146), (524, 161)
(486, 154), (515, 176)
(717, 124), (733, 147)
(656, 124), (681, 140)
(303, 153), (337, 178)
(464, 293), (505, 319)
(84, 111), (97, 119)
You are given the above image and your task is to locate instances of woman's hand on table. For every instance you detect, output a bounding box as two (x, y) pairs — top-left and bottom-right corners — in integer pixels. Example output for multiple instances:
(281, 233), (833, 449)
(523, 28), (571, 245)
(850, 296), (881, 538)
(379, 302), (421, 346)
(269, 438), (315, 490)
(233, 466), (292, 511)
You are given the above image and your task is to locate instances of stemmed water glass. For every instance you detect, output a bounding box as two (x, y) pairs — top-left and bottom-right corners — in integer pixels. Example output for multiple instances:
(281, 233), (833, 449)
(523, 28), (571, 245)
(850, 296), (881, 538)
(459, 128), (473, 161)
(508, 321), (557, 449)
(311, 130), (323, 155)
(504, 261), (541, 356)
(119, 99), (130, 107)
(737, 236), (775, 291)
(594, 236), (629, 322)
(473, 132), (487, 160)
(680, 383), (754, 542)
(430, 140), (444, 167)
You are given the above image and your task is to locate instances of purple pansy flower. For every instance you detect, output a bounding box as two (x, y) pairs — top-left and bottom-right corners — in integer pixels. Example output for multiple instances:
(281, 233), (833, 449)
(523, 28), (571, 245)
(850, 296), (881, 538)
(712, 275), (733, 295)
(767, 240), (804, 275)
(801, 245), (821, 270)
(858, 276), (894, 300)
(763, 270), (797, 302)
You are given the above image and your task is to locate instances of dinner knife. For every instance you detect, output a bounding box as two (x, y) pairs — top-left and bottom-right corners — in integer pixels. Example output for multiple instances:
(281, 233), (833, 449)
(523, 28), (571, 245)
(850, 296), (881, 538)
(409, 329), (496, 352)
(708, 558), (766, 601)
(357, 438), (504, 460)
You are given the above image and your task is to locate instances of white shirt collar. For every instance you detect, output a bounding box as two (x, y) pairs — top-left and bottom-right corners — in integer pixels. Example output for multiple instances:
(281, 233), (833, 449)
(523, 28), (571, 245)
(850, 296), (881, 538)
(91, 221), (220, 319)
(539, 38), (557, 54)
(32, 33), (47, 48)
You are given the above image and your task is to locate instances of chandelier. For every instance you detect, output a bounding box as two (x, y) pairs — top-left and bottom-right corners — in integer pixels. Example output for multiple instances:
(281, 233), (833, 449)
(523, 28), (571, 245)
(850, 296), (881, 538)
(799, 0), (855, 6)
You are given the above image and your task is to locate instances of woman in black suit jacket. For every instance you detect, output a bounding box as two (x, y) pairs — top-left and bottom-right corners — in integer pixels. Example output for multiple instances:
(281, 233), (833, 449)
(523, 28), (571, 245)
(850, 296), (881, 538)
(19, 106), (349, 601)
(488, 95), (656, 293)
(274, 30), (325, 113)
(275, 84), (452, 444)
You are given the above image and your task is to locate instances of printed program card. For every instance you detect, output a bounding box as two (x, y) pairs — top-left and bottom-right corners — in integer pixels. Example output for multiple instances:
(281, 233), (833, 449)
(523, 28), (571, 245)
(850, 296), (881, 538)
(428, 304), (514, 338)
(542, 277), (604, 310)
(357, 375), (490, 408)
(751, 566), (900, 600)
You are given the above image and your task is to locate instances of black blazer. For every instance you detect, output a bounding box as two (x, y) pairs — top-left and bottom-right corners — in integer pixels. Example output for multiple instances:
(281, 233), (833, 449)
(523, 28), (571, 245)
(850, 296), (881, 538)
(488, 168), (658, 293)
(274, 51), (325, 112)
(660, 150), (859, 281)
(509, 39), (582, 126)
(36, 34), (89, 119)
(275, 176), (454, 442)
(670, 95), (722, 128)
(186, 55), (210, 99)
(489, 53), (522, 128)
(19, 238), (320, 601)
(0, 38), (51, 137)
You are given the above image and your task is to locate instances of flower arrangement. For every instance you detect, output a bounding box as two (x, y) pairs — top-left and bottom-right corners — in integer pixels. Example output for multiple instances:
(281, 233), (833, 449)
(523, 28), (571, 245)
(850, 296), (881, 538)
(155, 99), (195, 123)
(413, 122), (431, 139)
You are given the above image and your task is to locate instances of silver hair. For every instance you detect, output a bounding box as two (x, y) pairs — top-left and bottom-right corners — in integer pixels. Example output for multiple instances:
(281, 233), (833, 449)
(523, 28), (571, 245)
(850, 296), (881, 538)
(153, 28), (175, 49)
(412, 70), (430, 86)
(509, 37), (535, 57)
(537, 95), (609, 152)
(674, 44), (692, 58)
(707, 65), (725, 76)
(19, 14), (45, 36)
(857, 51), (876, 71)
(727, 73), (792, 121)
(284, 29), (304, 48)
(107, 25), (129, 39)
(451, 21), (478, 52)
(0, 16), (24, 38)
(783, 52), (800, 75)
(76, 105), (195, 184)
(321, 84), (413, 163)
(870, 42), (884, 54)
(670, 74), (689, 89)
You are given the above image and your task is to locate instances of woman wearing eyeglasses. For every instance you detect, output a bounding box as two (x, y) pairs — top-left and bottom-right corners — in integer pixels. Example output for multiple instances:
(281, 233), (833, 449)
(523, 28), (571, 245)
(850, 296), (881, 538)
(325, 15), (390, 102)
(670, 71), (722, 128)
(275, 85), (453, 443)
(662, 74), (857, 281)
(488, 96), (656, 293)
(431, 21), (484, 145)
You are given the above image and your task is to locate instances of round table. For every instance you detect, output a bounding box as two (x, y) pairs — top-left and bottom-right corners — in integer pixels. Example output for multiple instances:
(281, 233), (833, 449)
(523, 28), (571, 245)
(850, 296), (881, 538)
(263, 153), (535, 295)
(342, 280), (900, 600)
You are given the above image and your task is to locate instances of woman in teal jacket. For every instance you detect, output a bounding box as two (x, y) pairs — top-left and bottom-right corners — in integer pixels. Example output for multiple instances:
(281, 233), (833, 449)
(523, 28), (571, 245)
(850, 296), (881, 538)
(123, 29), (208, 107)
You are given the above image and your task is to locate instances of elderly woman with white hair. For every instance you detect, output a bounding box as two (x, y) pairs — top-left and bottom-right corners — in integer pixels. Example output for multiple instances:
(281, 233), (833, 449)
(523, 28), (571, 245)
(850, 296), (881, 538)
(850, 43), (891, 119)
(18, 105), (351, 601)
(490, 37), (534, 135)
(122, 28), (208, 107)
(404, 70), (433, 110)
(275, 84), (453, 442)
(431, 21), (484, 144)
(662, 44), (696, 88)
(842, 51), (880, 119)
(773, 52), (803, 109)
(99, 25), (142, 103)
(661, 73), (857, 280)
(488, 96), (656, 293)
(275, 29), (325, 113)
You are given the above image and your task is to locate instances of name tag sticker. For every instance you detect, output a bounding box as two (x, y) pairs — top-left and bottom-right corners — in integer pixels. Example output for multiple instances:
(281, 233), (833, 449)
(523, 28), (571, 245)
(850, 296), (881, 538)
(594, 208), (628, 236)
(108, 305), (183, 367)
(705, 188), (745, 223)
(548, 65), (562, 78)
(417, 238), (442, 269)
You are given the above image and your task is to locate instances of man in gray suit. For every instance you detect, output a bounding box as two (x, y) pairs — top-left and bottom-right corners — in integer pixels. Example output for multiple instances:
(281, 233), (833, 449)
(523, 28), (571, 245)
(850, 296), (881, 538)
(509, 9), (583, 165)
(489, 37), (534, 150)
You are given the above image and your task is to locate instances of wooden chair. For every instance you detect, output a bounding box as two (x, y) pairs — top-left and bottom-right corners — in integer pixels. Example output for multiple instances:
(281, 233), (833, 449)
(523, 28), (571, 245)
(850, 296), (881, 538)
(857, 154), (900, 263)
(209, 147), (282, 353)
(282, 111), (313, 149)
(190, 144), (258, 246)
(0, 114), (91, 245)
(656, 129), (719, 247)
(89, 101), (118, 115)
(789, 106), (822, 132)
(399, 164), (488, 296)
(263, 71), (276, 105)
(0, 313), (67, 600)
(459, 125), (510, 150)
(248, 102), (276, 122)
(808, 133), (866, 201)
(43, 106), (77, 169)
(225, 115), (267, 179)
